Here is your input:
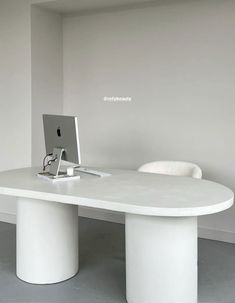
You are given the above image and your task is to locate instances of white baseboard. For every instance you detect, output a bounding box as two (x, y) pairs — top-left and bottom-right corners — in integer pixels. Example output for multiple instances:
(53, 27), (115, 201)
(0, 212), (16, 224)
(0, 210), (234, 244)
(198, 227), (235, 244)
(0, 208), (125, 225)
(79, 207), (125, 224)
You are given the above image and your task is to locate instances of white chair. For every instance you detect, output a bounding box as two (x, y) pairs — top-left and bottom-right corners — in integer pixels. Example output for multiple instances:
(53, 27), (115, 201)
(138, 161), (202, 179)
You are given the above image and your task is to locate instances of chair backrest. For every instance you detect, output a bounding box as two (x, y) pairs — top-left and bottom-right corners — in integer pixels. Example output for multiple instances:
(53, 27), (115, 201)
(138, 161), (202, 179)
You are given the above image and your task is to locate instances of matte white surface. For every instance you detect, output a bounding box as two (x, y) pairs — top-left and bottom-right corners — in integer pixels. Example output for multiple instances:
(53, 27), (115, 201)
(138, 161), (202, 179)
(126, 214), (197, 303)
(17, 197), (79, 284)
(0, 167), (233, 217)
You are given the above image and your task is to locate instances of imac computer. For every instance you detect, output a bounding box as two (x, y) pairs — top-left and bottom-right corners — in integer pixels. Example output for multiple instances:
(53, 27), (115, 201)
(38, 114), (111, 181)
(38, 114), (81, 180)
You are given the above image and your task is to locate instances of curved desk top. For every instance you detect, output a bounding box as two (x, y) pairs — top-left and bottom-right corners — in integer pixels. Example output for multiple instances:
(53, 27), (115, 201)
(0, 167), (233, 217)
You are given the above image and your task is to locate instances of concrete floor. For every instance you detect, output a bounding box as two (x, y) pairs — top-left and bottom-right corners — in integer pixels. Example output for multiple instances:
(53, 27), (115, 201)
(0, 218), (234, 303)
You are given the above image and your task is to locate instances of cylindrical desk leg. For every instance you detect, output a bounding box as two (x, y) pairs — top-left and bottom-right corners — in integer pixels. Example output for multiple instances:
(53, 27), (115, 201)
(17, 198), (79, 284)
(125, 214), (197, 303)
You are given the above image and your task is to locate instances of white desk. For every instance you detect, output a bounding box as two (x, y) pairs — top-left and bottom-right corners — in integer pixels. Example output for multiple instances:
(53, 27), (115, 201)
(0, 167), (233, 303)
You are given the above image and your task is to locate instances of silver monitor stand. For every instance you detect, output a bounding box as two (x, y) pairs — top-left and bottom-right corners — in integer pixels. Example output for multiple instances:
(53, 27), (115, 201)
(49, 147), (65, 176)
(38, 147), (80, 181)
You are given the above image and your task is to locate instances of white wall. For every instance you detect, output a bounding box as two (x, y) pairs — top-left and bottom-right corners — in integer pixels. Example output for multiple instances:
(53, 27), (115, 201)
(31, 5), (63, 166)
(0, 0), (235, 243)
(0, 0), (32, 220)
(0, 1), (63, 220)
(63, 0), (235, 239)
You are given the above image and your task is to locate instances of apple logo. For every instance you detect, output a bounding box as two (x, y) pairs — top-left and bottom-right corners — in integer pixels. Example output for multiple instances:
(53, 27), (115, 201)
(57, 127), (61, 137)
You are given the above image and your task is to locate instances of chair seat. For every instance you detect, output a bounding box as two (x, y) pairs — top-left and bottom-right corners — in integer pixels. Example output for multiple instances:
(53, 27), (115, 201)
(138, 161), (202, 179)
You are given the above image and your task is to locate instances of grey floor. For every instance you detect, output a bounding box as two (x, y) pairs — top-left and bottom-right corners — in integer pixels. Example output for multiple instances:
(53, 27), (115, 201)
(0, 218), (234, 303)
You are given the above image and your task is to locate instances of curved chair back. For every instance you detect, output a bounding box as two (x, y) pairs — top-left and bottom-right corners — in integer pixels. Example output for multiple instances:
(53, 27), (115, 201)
(138, 161), (202, 179)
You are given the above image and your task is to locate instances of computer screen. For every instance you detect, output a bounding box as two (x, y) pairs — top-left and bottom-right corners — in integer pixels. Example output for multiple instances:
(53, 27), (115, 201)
(43, 114), (81, 165)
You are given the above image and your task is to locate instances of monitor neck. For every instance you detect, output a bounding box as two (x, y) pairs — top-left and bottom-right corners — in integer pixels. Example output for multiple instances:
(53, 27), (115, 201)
(49, 147), (65, 176)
